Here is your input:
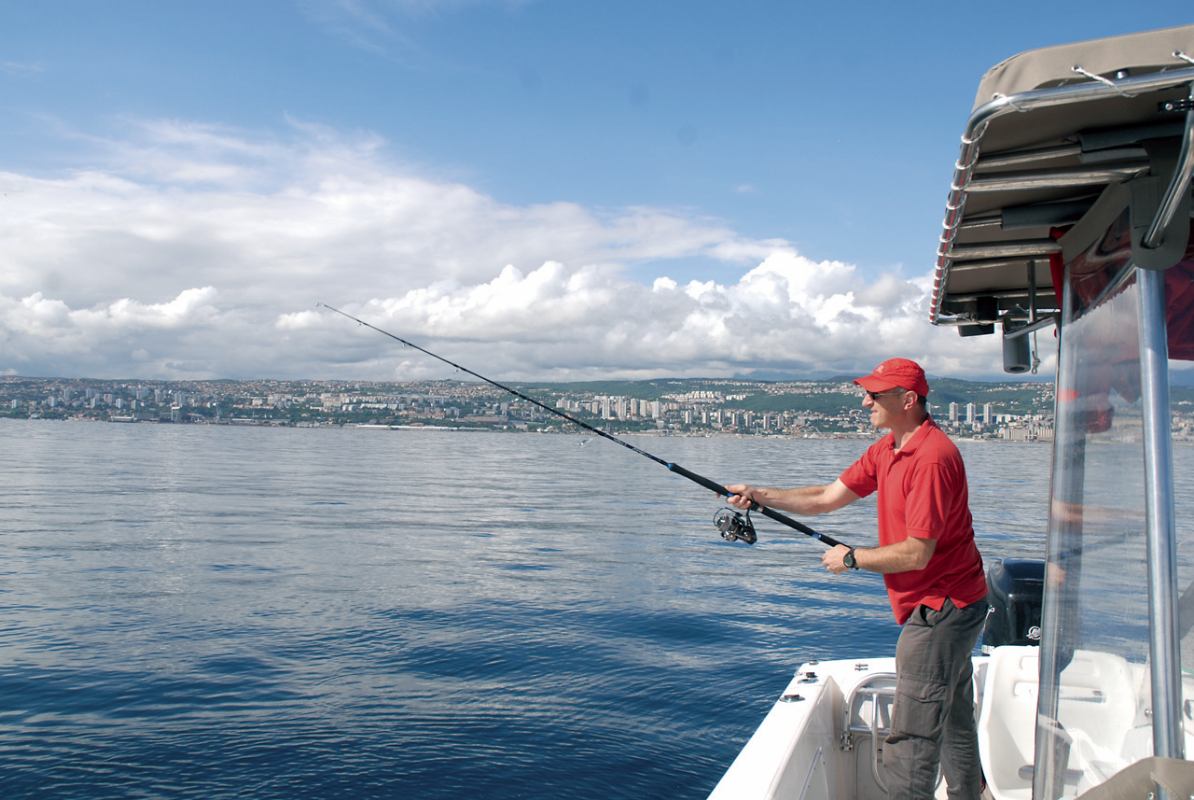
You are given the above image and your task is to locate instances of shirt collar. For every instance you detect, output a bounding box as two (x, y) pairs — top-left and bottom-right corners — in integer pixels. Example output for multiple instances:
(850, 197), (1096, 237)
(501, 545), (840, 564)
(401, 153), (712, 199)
(890, 417), (936, 457)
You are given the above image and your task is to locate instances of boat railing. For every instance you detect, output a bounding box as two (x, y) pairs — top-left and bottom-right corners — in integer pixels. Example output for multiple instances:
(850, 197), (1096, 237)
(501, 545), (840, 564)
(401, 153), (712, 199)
(842, 671), (949, 795)
(842, 671), (897, 795)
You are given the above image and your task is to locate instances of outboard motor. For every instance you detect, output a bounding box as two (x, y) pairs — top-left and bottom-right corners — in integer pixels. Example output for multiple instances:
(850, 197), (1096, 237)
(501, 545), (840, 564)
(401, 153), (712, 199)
(981, 558), (1045, 651)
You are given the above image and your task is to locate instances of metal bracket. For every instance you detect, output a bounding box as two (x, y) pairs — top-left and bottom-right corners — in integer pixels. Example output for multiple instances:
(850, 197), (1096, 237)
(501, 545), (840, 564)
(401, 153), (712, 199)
(1160, 98), (1194, 113)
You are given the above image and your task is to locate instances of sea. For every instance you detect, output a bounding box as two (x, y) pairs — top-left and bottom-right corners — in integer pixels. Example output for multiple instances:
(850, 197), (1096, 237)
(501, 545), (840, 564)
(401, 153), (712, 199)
(0, 419), (1056, 799)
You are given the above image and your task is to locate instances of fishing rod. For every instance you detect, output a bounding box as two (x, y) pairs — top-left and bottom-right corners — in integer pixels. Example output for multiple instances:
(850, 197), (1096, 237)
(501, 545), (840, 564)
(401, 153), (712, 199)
(319, 303), (844, 548)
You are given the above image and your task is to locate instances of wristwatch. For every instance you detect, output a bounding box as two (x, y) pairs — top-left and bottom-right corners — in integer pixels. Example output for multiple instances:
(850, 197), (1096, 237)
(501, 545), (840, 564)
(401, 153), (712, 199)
(843, 548), (859, 570)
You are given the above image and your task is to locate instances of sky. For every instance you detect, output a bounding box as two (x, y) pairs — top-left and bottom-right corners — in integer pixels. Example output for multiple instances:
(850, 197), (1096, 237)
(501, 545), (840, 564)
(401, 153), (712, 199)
(1, 2), (1190, 383)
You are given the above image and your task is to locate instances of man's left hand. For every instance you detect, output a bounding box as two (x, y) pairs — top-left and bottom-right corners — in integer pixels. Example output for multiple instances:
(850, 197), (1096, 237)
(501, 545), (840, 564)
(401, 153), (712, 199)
(822, 544), (851, 574)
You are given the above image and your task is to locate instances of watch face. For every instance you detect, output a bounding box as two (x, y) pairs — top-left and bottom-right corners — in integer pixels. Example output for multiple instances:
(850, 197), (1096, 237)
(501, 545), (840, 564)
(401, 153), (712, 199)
(844, 550), (855, 568)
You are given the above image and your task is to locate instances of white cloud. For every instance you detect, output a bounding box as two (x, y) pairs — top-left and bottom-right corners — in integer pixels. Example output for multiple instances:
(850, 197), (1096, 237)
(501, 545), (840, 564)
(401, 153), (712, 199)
(0, 117), (1004, 381)
(1, 60), (44, 77)
(296, 0), (524, 62)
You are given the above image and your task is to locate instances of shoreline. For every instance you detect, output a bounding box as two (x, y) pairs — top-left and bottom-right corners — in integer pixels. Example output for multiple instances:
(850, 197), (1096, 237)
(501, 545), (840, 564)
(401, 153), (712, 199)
(0, 415), (1068, 443)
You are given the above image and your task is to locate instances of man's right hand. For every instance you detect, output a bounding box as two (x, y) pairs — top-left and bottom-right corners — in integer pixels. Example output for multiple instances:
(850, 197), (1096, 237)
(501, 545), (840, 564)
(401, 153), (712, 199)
(724, 484), (757, 510)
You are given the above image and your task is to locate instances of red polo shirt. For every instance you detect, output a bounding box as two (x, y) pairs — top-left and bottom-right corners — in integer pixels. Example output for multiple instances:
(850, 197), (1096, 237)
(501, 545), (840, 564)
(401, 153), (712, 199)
(838, 418), (987, 624)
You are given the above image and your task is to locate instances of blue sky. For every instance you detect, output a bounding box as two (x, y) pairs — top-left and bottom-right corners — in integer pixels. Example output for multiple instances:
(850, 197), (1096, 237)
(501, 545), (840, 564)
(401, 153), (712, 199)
(1, 2), (1191, 381)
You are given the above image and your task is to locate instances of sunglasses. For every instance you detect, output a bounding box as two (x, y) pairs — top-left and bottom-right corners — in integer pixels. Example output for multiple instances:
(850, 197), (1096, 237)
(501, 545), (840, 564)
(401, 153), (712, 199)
(864, 389), (907, 401)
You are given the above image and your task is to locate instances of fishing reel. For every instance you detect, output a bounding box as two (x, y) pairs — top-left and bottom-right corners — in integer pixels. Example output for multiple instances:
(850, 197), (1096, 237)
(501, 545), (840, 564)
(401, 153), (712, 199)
(714, 507), (757, 545)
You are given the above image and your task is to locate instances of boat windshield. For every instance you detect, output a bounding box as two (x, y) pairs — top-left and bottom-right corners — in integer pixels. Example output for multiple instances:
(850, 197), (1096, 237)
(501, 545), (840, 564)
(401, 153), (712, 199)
(1034, 212), (1194, 797)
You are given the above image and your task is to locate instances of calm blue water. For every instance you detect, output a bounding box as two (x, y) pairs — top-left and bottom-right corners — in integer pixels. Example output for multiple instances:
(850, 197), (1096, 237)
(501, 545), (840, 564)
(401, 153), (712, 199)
(0, 420), (1052, 799)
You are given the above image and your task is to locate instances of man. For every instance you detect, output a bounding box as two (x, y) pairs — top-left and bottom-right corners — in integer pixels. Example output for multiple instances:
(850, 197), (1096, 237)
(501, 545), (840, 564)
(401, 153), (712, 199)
(726, 357), (988, 800)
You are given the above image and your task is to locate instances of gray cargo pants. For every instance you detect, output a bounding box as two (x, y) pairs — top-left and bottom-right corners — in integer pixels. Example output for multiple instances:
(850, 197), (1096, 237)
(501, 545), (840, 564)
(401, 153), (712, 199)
(883, 597), (988, 800)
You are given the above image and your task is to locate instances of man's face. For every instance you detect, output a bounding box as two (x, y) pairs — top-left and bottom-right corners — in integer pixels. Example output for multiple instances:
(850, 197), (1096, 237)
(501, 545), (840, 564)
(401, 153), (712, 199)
(861, 388), (908, 430)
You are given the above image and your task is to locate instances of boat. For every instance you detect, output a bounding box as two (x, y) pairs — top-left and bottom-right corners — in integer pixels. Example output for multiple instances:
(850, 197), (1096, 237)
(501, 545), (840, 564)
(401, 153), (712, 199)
(710, 24), (1194, 800)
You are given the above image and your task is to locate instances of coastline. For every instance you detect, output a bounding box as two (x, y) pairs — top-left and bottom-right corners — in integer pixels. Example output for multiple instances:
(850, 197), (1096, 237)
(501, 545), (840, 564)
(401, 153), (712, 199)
(0, 415), (1068, 443)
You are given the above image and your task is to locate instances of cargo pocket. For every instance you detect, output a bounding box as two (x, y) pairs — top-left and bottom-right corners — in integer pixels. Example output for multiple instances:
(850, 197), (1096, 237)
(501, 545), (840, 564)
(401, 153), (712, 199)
(922, 598), (956, 628)
(888, 675), (948, 742)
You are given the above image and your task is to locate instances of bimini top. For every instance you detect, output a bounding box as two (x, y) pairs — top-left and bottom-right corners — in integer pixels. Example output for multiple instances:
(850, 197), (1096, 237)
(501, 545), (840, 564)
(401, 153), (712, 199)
(930, 24), (1194, 333)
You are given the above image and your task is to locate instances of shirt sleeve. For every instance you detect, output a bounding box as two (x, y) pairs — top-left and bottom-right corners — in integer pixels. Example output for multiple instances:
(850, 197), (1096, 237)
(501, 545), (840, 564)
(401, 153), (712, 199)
(838, 445), (878, 498)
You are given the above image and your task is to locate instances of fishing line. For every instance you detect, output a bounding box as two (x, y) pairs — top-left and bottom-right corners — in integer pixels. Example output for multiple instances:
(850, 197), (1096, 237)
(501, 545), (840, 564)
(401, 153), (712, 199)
(319, 303), (844, 548)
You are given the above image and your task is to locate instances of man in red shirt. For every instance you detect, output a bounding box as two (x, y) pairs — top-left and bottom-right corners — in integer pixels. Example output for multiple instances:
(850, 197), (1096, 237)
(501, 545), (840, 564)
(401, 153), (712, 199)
(726, 357), (988, 800)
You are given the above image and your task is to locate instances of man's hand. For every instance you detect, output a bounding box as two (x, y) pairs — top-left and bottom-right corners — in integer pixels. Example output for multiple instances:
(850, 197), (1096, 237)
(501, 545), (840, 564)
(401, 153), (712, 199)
(822, 544), (852, 574)
(723, 483), (757, 510)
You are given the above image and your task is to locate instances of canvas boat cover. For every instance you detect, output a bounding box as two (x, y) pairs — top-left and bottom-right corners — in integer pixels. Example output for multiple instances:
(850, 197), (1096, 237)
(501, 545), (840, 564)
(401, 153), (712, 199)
(930, 24), (1194, 335)
(975, 26), (1194, 109)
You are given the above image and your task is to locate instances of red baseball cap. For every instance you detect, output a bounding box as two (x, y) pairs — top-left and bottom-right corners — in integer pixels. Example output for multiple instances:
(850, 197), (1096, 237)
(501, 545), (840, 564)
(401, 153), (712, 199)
(855, 357), (930, 397)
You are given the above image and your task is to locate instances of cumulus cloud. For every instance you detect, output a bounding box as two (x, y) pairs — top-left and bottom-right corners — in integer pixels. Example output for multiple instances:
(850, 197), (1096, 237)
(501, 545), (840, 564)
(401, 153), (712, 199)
(0, 116), (1004, 381)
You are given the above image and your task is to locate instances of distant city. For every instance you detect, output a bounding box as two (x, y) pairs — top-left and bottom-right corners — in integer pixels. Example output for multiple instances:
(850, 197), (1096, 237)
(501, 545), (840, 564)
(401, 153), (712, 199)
(0, 375), (1074, 442)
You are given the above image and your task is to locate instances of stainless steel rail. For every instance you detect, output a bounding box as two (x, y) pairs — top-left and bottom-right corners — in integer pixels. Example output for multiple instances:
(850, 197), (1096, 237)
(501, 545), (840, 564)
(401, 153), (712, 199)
(1142, 79), (1194, 249)
(844, 674), (898, 796)
(1136, 266), (1185, 764)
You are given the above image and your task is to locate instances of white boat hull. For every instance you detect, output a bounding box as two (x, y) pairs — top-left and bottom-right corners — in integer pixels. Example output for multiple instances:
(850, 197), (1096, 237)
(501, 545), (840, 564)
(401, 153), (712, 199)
(711, 646), (1194, 800)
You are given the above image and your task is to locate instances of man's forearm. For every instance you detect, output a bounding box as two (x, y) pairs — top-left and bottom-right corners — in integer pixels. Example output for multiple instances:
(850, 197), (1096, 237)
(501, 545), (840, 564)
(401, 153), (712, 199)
(751, 484), (840, 516)
(854, 537), (936, 574)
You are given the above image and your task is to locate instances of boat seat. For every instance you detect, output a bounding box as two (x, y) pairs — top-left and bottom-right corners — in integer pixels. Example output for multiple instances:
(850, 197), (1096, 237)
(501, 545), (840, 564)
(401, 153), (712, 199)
(978, 646), (1038, 800)
(1055, 650), (1139, 787)
(979, 646), (1140, 798)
